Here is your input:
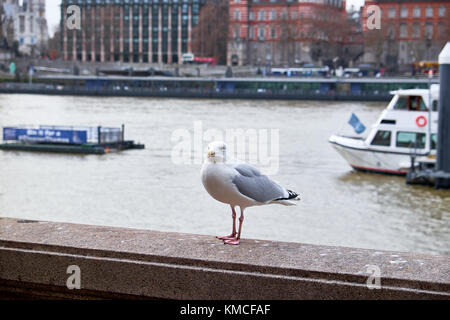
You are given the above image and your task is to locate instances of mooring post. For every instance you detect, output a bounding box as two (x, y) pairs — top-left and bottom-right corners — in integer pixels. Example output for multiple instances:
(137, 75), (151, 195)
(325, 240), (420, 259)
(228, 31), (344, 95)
(435, 42), (450, 189)
(121, 124), (125, 142)
(97, 126), (102, 145)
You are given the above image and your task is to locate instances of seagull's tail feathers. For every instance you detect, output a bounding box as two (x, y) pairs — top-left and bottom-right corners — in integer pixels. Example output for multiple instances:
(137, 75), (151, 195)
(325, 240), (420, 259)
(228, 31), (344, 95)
(270, 199), (297, 206)
(270, 189), (301, 206)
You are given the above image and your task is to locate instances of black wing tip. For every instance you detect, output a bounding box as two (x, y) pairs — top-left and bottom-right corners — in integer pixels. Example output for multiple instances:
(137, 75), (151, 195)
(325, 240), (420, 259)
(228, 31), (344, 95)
(275, 189), (301, 201)
(287, 190), (301, 200)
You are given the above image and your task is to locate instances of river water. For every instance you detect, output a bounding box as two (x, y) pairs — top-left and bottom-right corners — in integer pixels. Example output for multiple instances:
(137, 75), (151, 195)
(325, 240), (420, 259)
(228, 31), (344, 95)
(0, 94), (449, 256)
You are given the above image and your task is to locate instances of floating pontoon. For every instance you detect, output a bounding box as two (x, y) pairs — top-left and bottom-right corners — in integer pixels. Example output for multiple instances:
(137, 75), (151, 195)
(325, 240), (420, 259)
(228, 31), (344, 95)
(0, 125), (144, 154)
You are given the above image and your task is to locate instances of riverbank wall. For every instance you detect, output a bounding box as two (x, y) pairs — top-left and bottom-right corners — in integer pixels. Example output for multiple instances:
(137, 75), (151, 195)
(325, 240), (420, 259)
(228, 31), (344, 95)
(0, 217), (448, 299)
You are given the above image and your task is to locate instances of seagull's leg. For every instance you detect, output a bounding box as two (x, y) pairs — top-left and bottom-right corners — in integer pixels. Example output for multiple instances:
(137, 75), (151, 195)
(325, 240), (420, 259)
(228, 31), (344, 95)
(224, 208), (244, 245)
(216, 205), (237, 240)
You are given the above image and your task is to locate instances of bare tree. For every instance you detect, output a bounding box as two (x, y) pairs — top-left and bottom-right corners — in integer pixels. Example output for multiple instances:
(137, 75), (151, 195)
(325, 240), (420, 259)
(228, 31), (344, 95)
(47, 25), (61, 60)
(191, 0), (228, 65)
(277, 8), (298, 66)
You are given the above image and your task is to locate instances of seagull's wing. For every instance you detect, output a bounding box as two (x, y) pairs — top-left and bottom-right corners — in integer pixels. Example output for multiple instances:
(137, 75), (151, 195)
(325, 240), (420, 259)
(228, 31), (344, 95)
(231, 163), (288, 203)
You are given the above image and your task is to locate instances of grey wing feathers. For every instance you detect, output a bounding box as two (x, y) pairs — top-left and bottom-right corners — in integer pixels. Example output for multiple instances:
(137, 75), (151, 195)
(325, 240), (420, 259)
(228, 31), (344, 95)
(232, 164), (287, 203)
(234, 163), (261, 177)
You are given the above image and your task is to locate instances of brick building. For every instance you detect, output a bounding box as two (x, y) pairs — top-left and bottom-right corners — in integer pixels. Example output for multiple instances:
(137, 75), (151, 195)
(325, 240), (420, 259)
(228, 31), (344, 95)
(362, 0), (450, 71)
(60, 0), (205, 63)
(227, 0), (350, 66)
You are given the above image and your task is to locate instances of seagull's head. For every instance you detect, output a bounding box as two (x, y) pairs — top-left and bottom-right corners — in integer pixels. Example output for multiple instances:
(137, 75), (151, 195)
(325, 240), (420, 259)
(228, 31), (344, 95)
(206, 141), (227, 163)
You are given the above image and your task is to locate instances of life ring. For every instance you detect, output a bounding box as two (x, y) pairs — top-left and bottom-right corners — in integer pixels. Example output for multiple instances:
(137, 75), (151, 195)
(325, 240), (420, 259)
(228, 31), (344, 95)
(416, 115), (427, 127)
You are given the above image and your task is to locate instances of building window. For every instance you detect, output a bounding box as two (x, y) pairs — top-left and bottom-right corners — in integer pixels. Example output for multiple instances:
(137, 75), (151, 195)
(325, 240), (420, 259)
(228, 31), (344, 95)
(234, 9), (241, 20)
(291, 11), (297, 19)
(270, 27), (276, 39)
(234, 26), (240, 39)
(258, 25), (265, 40)
(412, 23), (420, 38)
(388, 7), (396, 18)
(426, 7), (433, 18)
(249, 11), (255, 20)
(400, 7), (408, 18)
(258, 10), (265, 21)
(425, 22), (434, 39)
(371, 130), (391, 147)
(413, 7), (421, 18)
(399, 23), (408, 38)
(387, 26), (395, 39)
(19, 15), (25, 33)
(249, 26), (254, 39)
(270, 10), (276, 20)
(439, 6), (446, 17)
(396, 132), (426, 149)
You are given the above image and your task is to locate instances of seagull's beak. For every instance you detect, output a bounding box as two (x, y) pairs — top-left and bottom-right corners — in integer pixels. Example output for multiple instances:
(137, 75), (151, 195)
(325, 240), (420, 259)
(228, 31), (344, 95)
(207, 151), (215, 158)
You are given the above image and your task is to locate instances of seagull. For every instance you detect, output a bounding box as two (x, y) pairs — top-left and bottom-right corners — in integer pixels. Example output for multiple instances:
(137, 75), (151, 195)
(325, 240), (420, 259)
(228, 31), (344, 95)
(201, 141), (300, 245)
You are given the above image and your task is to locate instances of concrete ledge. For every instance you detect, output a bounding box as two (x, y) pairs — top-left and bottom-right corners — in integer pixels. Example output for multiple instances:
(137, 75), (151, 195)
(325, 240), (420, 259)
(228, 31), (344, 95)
(0, 217), (449, 299)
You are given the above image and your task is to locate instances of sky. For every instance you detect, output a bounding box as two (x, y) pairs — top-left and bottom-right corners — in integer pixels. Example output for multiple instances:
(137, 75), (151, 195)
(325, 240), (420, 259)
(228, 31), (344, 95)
(46, 0), (61, 36)
(45, 0), (366, 37)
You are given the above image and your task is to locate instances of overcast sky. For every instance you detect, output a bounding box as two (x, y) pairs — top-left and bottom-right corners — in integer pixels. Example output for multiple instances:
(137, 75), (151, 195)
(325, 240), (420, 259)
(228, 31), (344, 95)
(45, 0), (366, 36)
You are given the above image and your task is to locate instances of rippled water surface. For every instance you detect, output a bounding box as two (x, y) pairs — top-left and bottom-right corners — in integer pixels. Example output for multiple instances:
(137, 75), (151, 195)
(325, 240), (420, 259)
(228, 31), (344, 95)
(0, 94), (449, 256)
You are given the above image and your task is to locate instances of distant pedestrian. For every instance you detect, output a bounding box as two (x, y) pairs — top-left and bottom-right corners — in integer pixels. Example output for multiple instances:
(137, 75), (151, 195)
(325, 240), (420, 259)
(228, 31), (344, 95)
(9, 61), (16, 74)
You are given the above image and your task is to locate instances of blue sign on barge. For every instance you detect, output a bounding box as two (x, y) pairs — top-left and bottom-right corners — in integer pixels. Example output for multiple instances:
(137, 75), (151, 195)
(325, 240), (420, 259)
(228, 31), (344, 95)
(0, 125), (144, 154)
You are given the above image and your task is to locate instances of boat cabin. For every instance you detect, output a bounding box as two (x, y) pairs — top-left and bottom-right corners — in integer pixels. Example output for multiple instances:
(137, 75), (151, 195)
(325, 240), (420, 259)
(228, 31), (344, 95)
(365, 86), (439, 155)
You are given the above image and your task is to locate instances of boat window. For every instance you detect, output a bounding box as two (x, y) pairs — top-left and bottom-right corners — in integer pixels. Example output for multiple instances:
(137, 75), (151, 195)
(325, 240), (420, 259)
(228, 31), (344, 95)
(432, 100), (438, 111)
(412, 96), (428, 111)
(371, 130), (391, 146)
(393, 97), (408, 110)
(431, 134), (437, 150)
(396, 131), (426, 149)
(393, 96), (428, 111)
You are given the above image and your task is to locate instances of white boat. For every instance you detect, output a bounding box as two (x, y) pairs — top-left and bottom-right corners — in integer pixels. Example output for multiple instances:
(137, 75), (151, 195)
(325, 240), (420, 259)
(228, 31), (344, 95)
(329, 85), (439, 175)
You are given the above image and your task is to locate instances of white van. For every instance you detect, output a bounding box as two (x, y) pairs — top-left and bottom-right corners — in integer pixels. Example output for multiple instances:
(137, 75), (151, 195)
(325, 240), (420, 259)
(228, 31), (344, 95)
(181, 53), (194, 64)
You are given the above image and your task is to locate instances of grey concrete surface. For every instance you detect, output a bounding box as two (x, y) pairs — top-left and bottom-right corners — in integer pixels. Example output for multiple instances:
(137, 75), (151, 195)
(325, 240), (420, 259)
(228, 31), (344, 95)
(0, 217), (448, 299)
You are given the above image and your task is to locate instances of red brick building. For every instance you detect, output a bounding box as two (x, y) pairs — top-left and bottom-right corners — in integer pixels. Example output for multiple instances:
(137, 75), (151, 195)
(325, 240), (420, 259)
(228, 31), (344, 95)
(227, 0), (350, 66)
(362, 0), (450, 71)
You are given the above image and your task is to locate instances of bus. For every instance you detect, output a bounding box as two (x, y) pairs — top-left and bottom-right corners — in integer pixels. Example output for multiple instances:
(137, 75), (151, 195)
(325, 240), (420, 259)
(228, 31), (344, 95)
(181, 53), (194, 64)
(413, 61), (439, 75)
(271, 66), (329, 77)
(182, 53), (216, 66)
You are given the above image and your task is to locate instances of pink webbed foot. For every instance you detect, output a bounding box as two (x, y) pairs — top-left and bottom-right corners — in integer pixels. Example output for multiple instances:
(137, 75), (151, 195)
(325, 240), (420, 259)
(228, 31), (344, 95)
(216, 234), (236, 241)
(224, 238), (240, 245)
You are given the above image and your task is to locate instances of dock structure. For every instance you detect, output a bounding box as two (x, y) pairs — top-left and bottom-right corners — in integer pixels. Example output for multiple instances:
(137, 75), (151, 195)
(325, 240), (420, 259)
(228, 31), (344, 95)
(435, 42), (450, 189)
(406, 42), (450, 189)
(0, 125), (144, 155)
